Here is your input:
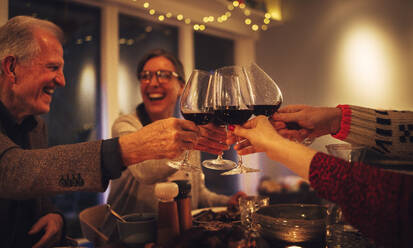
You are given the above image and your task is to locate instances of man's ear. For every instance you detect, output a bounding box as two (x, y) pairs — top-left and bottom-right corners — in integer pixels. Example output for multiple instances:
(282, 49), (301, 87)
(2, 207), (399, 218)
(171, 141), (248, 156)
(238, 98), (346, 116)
(1, 56), (17, 82)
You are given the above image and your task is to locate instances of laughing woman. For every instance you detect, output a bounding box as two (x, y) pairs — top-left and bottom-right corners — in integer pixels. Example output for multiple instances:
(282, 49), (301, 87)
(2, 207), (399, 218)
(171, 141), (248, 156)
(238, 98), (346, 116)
(105, 49), (240, 238)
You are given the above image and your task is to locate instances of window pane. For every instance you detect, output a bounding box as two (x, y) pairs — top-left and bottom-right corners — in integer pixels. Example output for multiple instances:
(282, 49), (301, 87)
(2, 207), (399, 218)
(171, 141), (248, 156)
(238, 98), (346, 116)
(118, 14), (178, 115)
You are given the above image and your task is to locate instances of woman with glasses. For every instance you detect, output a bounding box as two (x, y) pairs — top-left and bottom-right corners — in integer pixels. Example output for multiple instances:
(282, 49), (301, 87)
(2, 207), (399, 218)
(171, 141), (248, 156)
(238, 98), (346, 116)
(105, 49), (243, 238)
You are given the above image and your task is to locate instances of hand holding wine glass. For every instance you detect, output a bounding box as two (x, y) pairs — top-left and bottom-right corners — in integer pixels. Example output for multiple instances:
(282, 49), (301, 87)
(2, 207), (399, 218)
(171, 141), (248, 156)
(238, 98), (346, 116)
(212, 65), (259, 175)
(167, 69), (214, 171)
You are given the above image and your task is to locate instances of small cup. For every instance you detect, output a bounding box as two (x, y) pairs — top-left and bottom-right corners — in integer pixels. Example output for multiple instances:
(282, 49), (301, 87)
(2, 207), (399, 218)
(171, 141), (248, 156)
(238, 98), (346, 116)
(116, 213), (157, 247)
(239, 195), (270, 232)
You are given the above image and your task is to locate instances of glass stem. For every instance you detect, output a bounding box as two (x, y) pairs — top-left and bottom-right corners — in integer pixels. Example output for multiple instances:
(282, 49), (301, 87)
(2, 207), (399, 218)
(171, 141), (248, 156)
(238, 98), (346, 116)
(182, 151), (189, 165)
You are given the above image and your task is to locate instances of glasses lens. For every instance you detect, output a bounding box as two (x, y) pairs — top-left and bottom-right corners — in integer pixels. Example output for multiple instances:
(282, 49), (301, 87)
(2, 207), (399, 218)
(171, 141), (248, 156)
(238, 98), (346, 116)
(139, 71), (152, 81)
(157, 71), (173, 83)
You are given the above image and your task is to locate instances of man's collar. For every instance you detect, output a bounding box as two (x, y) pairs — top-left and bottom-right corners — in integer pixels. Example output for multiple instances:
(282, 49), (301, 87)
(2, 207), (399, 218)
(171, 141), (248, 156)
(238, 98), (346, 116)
(0, 100), (37, 132)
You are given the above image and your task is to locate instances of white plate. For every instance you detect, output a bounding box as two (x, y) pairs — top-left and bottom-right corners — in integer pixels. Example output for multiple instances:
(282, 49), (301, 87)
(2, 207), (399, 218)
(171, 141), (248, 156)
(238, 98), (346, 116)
(191, 206), (227, 216)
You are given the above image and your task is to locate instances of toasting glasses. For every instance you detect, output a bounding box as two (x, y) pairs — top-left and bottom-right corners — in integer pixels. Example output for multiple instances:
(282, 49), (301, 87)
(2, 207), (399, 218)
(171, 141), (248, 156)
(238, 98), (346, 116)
(211, 65), (260, 175)
(167, 69), (214, 171)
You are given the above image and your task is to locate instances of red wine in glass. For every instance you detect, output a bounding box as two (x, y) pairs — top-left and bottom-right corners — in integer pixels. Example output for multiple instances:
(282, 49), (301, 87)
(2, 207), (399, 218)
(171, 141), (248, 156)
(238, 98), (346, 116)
(214, 106), (253, 125)
(252, 103), (281, 117)
(182, 112), (214, 125)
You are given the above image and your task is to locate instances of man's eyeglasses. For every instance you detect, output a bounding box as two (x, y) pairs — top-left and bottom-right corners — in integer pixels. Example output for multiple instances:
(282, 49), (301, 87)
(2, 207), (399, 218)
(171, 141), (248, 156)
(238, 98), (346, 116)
(138, 70), (180, 84)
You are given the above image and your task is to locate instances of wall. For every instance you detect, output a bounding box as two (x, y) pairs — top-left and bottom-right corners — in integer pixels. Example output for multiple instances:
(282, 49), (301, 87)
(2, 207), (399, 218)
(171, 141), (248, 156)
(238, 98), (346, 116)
(256, 0), (413, 180)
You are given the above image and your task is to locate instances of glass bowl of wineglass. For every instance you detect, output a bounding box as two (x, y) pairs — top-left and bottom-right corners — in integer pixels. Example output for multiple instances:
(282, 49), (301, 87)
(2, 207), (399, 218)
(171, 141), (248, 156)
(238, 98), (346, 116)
(212, 65), (260, 175)
(167, 69), (213, 171)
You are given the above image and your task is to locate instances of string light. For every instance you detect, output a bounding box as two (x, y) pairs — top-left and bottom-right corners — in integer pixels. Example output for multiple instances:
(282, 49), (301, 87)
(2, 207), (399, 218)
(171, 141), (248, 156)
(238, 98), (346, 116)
(127, 0), (280, 32)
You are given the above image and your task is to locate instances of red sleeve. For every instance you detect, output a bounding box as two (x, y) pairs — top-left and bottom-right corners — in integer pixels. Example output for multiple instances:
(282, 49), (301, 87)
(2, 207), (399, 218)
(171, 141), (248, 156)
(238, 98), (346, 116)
(332, 104), (351, 140)
(309, 152), (406, 247)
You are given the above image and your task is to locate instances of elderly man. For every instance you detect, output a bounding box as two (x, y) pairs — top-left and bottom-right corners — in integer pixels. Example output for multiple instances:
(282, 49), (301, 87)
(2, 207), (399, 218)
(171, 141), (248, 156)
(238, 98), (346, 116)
(0, 16), (222, 248)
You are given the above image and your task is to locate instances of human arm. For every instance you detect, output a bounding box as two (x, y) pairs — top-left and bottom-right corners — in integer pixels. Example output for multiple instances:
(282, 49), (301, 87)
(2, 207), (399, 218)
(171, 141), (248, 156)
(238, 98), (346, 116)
(273, 104), (413, 159)
(310, 153), (407, 247)
(230, 116), (317, 180)
(230, 116), (408, 247)
(271, 104), (342, 142)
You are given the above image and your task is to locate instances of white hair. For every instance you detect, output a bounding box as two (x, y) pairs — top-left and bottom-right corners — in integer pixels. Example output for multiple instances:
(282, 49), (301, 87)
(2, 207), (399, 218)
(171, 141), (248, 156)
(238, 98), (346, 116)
(0, 16), (64, 74)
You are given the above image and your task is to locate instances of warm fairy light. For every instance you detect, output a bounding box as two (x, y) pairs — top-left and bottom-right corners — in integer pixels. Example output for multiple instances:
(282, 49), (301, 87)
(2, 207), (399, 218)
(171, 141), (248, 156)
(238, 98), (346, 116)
(119, 38), (126, 44)
(127, 0), (279, 33)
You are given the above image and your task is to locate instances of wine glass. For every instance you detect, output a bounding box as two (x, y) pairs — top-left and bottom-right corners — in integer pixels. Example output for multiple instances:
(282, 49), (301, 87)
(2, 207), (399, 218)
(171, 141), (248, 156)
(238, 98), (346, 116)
(246, 63), (313, 145)
(167, 69), (213, 171)
(213, 65), (260, 175)
(245, 63), (283, 117)
(201, 69), (237, 170)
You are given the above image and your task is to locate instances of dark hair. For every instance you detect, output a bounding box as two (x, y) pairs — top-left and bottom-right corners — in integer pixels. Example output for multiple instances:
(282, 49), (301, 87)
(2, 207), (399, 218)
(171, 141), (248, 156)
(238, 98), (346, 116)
(136, 48), (185, 84)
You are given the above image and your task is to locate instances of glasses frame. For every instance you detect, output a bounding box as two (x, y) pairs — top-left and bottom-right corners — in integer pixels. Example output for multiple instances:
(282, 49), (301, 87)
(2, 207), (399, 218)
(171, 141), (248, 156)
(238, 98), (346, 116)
(138, 70), (180, 84)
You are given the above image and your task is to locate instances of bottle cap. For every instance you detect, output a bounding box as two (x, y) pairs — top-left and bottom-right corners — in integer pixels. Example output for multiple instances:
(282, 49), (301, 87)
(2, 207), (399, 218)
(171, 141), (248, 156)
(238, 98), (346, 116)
(154, 182), (179, 202)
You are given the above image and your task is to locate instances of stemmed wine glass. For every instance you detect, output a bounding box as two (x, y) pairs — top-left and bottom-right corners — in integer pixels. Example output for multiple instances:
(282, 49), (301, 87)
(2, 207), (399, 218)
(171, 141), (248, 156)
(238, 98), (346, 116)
(245, 63), (313, 145)
(201, 69), (237, 170)
(245, 63), (283, 117)
(167, 69), (213, 171)
(213, 65), (260, 175)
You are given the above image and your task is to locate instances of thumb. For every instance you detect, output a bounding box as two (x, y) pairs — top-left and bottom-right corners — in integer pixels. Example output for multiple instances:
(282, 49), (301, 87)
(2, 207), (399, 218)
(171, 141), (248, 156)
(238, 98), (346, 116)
(28, 219), (45, 235)
(233, 125), (251, 140)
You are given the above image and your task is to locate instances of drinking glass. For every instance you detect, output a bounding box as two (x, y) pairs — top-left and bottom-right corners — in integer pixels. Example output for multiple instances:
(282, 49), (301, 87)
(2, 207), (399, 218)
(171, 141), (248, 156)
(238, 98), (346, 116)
(211, 65), (259, 175)
(325, 143), (373, 247)
(200, 69), (237, 170)
(167, 69), (213, 171)
(239, 196), (269, 236)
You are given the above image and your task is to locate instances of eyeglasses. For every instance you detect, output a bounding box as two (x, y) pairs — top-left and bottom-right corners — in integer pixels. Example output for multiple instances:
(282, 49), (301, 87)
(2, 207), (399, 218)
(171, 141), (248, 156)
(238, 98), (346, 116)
(138, 70), (180, 84)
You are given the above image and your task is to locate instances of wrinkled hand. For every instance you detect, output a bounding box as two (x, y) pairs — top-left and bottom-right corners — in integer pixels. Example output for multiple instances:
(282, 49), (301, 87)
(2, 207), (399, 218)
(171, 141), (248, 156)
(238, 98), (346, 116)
(271, 105), (342, 142)
(228, 116), (282, 156)
(227, 191), (247, 212)
(119, 118), (200, 165)
(29, 213), (63, 248)
(194, 123), (229, 155)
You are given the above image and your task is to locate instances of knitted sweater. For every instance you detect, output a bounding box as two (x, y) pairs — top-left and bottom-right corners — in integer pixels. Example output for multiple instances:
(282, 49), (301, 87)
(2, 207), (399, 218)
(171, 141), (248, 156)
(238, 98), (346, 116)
(309, 105), (413, 247)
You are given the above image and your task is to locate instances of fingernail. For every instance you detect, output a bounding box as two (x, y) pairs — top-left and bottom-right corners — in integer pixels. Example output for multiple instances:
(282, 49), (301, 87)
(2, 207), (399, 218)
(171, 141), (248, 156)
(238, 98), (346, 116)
(228, 125), (235, 131)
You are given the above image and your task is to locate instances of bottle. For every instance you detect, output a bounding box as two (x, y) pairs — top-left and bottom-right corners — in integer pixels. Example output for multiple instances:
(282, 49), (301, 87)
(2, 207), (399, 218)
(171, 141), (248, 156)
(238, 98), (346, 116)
(154, 182), (180, 245)
(173, 180), (192, 233)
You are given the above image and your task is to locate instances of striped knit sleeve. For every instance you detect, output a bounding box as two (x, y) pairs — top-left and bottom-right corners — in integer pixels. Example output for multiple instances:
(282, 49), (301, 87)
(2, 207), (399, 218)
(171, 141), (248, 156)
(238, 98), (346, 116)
(333, 105), (413, 159)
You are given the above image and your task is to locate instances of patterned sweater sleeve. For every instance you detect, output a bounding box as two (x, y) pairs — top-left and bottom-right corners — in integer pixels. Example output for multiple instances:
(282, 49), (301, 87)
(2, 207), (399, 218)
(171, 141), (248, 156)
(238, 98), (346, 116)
(309, 152), (408, 247)
(333, 104), (413, 159)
